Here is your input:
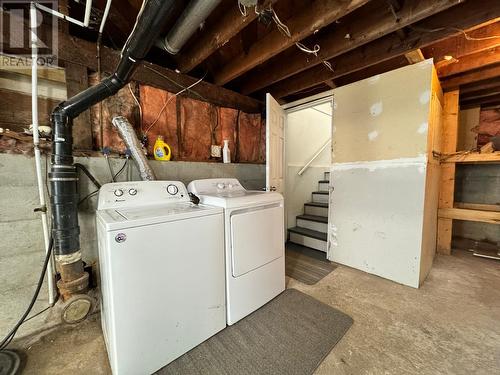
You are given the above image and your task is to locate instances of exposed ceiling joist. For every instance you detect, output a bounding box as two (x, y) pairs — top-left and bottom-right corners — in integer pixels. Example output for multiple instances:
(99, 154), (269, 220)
(212, 0), (370, 86)
(240, 0), (461, 95)
(437, 46), (500, 77)
(461, 87), (500, 103)
(461, 93), (500, 109)
(265, 0), (500, 99)
(423, 21), (500, 61)
(460, 76), (500, 95)
(441, 63), (500, 91)
(175, 0), (277, 74)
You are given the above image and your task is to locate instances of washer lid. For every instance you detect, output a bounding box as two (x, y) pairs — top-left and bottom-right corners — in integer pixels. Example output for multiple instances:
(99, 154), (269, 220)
(97, 202), (222, 231)
(196, 191), (283, 209)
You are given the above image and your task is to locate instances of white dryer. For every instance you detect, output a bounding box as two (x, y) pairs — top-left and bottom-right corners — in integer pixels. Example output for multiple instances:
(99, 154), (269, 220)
(187, 178), (285, 325)
(96, 181), (225, 375)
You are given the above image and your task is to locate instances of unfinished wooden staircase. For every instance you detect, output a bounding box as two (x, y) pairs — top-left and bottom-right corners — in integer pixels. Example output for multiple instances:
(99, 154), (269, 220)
(288, 171), (330, 252)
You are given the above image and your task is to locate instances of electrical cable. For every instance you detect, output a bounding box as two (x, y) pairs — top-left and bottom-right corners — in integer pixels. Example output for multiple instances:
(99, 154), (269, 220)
(75, 163), (102, 189)
(113, 158), (128, 180)
(0, 236), (54, 350)
(128, 83), (143, 131)
(144, 71), (207, 135)
(78, 190), (100, 206)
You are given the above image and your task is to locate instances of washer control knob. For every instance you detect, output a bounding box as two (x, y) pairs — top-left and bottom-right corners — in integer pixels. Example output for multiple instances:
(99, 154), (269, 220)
(128, 188), (137, 196)
(166, 184), (178, 195)
(227, 183), (233, 189)
(217, 183), (226, 189)
(114, 189), (124, 197)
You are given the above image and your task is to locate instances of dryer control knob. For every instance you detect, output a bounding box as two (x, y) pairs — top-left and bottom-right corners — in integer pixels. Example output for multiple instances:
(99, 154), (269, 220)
(114, 189), (124, 197)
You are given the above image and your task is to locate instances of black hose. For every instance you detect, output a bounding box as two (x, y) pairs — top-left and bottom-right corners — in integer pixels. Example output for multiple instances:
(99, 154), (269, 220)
(0, 237), (54, 350)
(75, 163), (102, 189)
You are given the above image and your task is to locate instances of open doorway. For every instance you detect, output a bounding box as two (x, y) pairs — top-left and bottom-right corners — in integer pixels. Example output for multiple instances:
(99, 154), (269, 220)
(266, 92), (336, 284)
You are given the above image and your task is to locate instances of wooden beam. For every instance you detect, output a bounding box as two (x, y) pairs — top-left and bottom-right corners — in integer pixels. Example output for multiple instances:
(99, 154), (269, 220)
(455, 202), (500, 212)
(437, 46), (500, 77)
(461, 93), (500, 109)
(267, 0), (500, 99)
(240, 0), (461, 95)
(176, 1), (276, 73)
(404, 49), (425, 64)
(212, 0), (370, 85)
(442, 64), (500, 91)
(441, 151), (500, 163)
(423, 21), (500, 61)
(461, 87), (500, 103)
(439, 208), (500, 224)
(55, 34), (262, 113)
(437, 90), (459, 255)
(460, 76), (500, 95)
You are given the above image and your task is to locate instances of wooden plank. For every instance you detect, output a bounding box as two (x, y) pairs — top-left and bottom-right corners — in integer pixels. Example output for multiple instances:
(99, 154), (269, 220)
(441, 64), (500, 91)
(0, 63), (66, 83)
(265, 0), (500, 99)
(405, 49), (426, 64)
(461, 93), (500, 109)
(455, 202), (500, 212)
(441, 151), (500, 163)
(64, 62), (92, 149)
(438, 208), (500, 224)
(437, 90), (459, 255)
(437, 46), (500, 78)
(239, 0), (461, 95)
(176, 0), (276, 73)
(423, 21), (500, 61)
(212, 0), (370, 85)
(55, 34), (262, 113)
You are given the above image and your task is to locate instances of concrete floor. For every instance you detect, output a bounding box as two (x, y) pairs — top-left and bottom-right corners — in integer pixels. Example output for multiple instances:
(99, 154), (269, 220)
(15, 249), (500, 374)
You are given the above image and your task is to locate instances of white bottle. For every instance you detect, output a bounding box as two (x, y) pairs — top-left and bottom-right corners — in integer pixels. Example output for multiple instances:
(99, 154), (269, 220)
(222, 139), (231, 164)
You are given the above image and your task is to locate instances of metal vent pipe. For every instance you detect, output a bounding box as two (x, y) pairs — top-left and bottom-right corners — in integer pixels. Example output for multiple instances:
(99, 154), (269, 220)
(160, 0), (221, 55)
(112, 116), (156, 181)
(49, 0), (176, 299)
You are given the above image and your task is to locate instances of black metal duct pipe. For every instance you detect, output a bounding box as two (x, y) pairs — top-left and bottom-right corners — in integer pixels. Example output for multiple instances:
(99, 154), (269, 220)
(49, 0), (177, 299)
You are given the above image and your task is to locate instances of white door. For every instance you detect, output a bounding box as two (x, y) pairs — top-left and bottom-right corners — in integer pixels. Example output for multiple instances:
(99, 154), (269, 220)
(266, 93), (285, 193)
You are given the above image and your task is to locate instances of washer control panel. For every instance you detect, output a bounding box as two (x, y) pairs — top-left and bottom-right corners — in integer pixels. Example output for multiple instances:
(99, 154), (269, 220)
(187, 178), (245, 195)
(98, 181), (190, 210)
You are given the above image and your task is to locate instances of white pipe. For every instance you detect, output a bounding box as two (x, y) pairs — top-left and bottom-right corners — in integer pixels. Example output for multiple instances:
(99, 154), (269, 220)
(297, 138), (331, 176)
(99, 0), (113, 34)
(35, 0), (93, 28)
(83, 0), (92, 27)
(30, 2), (56, 306)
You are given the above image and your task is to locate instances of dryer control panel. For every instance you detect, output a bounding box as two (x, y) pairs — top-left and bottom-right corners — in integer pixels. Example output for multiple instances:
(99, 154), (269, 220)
(97, 181), (190, 210)
(187, 178), (246, 195)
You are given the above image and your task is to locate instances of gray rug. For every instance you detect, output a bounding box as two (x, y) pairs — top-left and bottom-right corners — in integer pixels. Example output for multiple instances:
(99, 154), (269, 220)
(286, 242), (337, 285)
(157, 289), (353, 375)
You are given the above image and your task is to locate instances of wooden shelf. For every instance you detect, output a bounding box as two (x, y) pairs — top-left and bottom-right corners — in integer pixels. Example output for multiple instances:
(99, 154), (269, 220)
(438, 208), (500, 224)
(441, 151), (500, 164)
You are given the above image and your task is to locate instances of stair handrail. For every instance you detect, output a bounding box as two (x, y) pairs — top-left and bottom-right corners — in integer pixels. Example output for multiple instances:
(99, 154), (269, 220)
(298, 138), (331, 176)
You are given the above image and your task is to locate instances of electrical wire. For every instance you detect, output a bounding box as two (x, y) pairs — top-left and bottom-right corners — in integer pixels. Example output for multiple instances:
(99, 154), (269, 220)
(409, 25), (500, 41)
(0, 236), (54, 350)
(78, 190), (99, 206)
(113, 158), (128, 180)
(128, 84), (143, 131)
(144, 71), (207, 135)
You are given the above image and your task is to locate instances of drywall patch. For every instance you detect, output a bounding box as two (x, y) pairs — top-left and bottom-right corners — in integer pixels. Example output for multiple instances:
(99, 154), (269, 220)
(419, 90), (431, 105)
(368, 130), (379, 141)
(367, 75), (380, 85)
(417, 122), (428, 134)
(370, 102), (383, 117)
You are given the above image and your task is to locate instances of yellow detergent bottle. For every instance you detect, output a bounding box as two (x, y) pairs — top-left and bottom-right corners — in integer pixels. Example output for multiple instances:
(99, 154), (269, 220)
(153, 136), (171, 161)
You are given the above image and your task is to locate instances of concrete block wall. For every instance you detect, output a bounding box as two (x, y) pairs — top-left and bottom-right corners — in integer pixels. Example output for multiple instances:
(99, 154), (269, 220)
(0, 153), (265, 339)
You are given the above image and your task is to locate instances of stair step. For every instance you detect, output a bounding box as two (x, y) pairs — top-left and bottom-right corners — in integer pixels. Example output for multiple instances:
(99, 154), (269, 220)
(304, 202), (328, 216)
(305, 202), (328, 207)
(318, 181), (329, 190)
(324, 171), (330, 180)
(296, 214), (328, 223)
(312, 191), (329, 204)
(296, 214), (328, 233)
(288, 227), (327, 252)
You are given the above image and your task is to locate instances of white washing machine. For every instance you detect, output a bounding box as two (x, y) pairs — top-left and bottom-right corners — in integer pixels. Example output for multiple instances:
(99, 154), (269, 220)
(96, 181), (226, 375)
(187, 178), (285, 325)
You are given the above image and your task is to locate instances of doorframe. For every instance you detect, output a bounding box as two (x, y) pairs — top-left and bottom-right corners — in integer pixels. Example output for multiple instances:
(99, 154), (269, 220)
(281, 90), (335, 260)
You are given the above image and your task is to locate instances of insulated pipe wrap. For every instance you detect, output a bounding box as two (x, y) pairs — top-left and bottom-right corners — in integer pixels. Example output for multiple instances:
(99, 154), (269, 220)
(112, 116), (157, 181)
(163, 0), (222, 54)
